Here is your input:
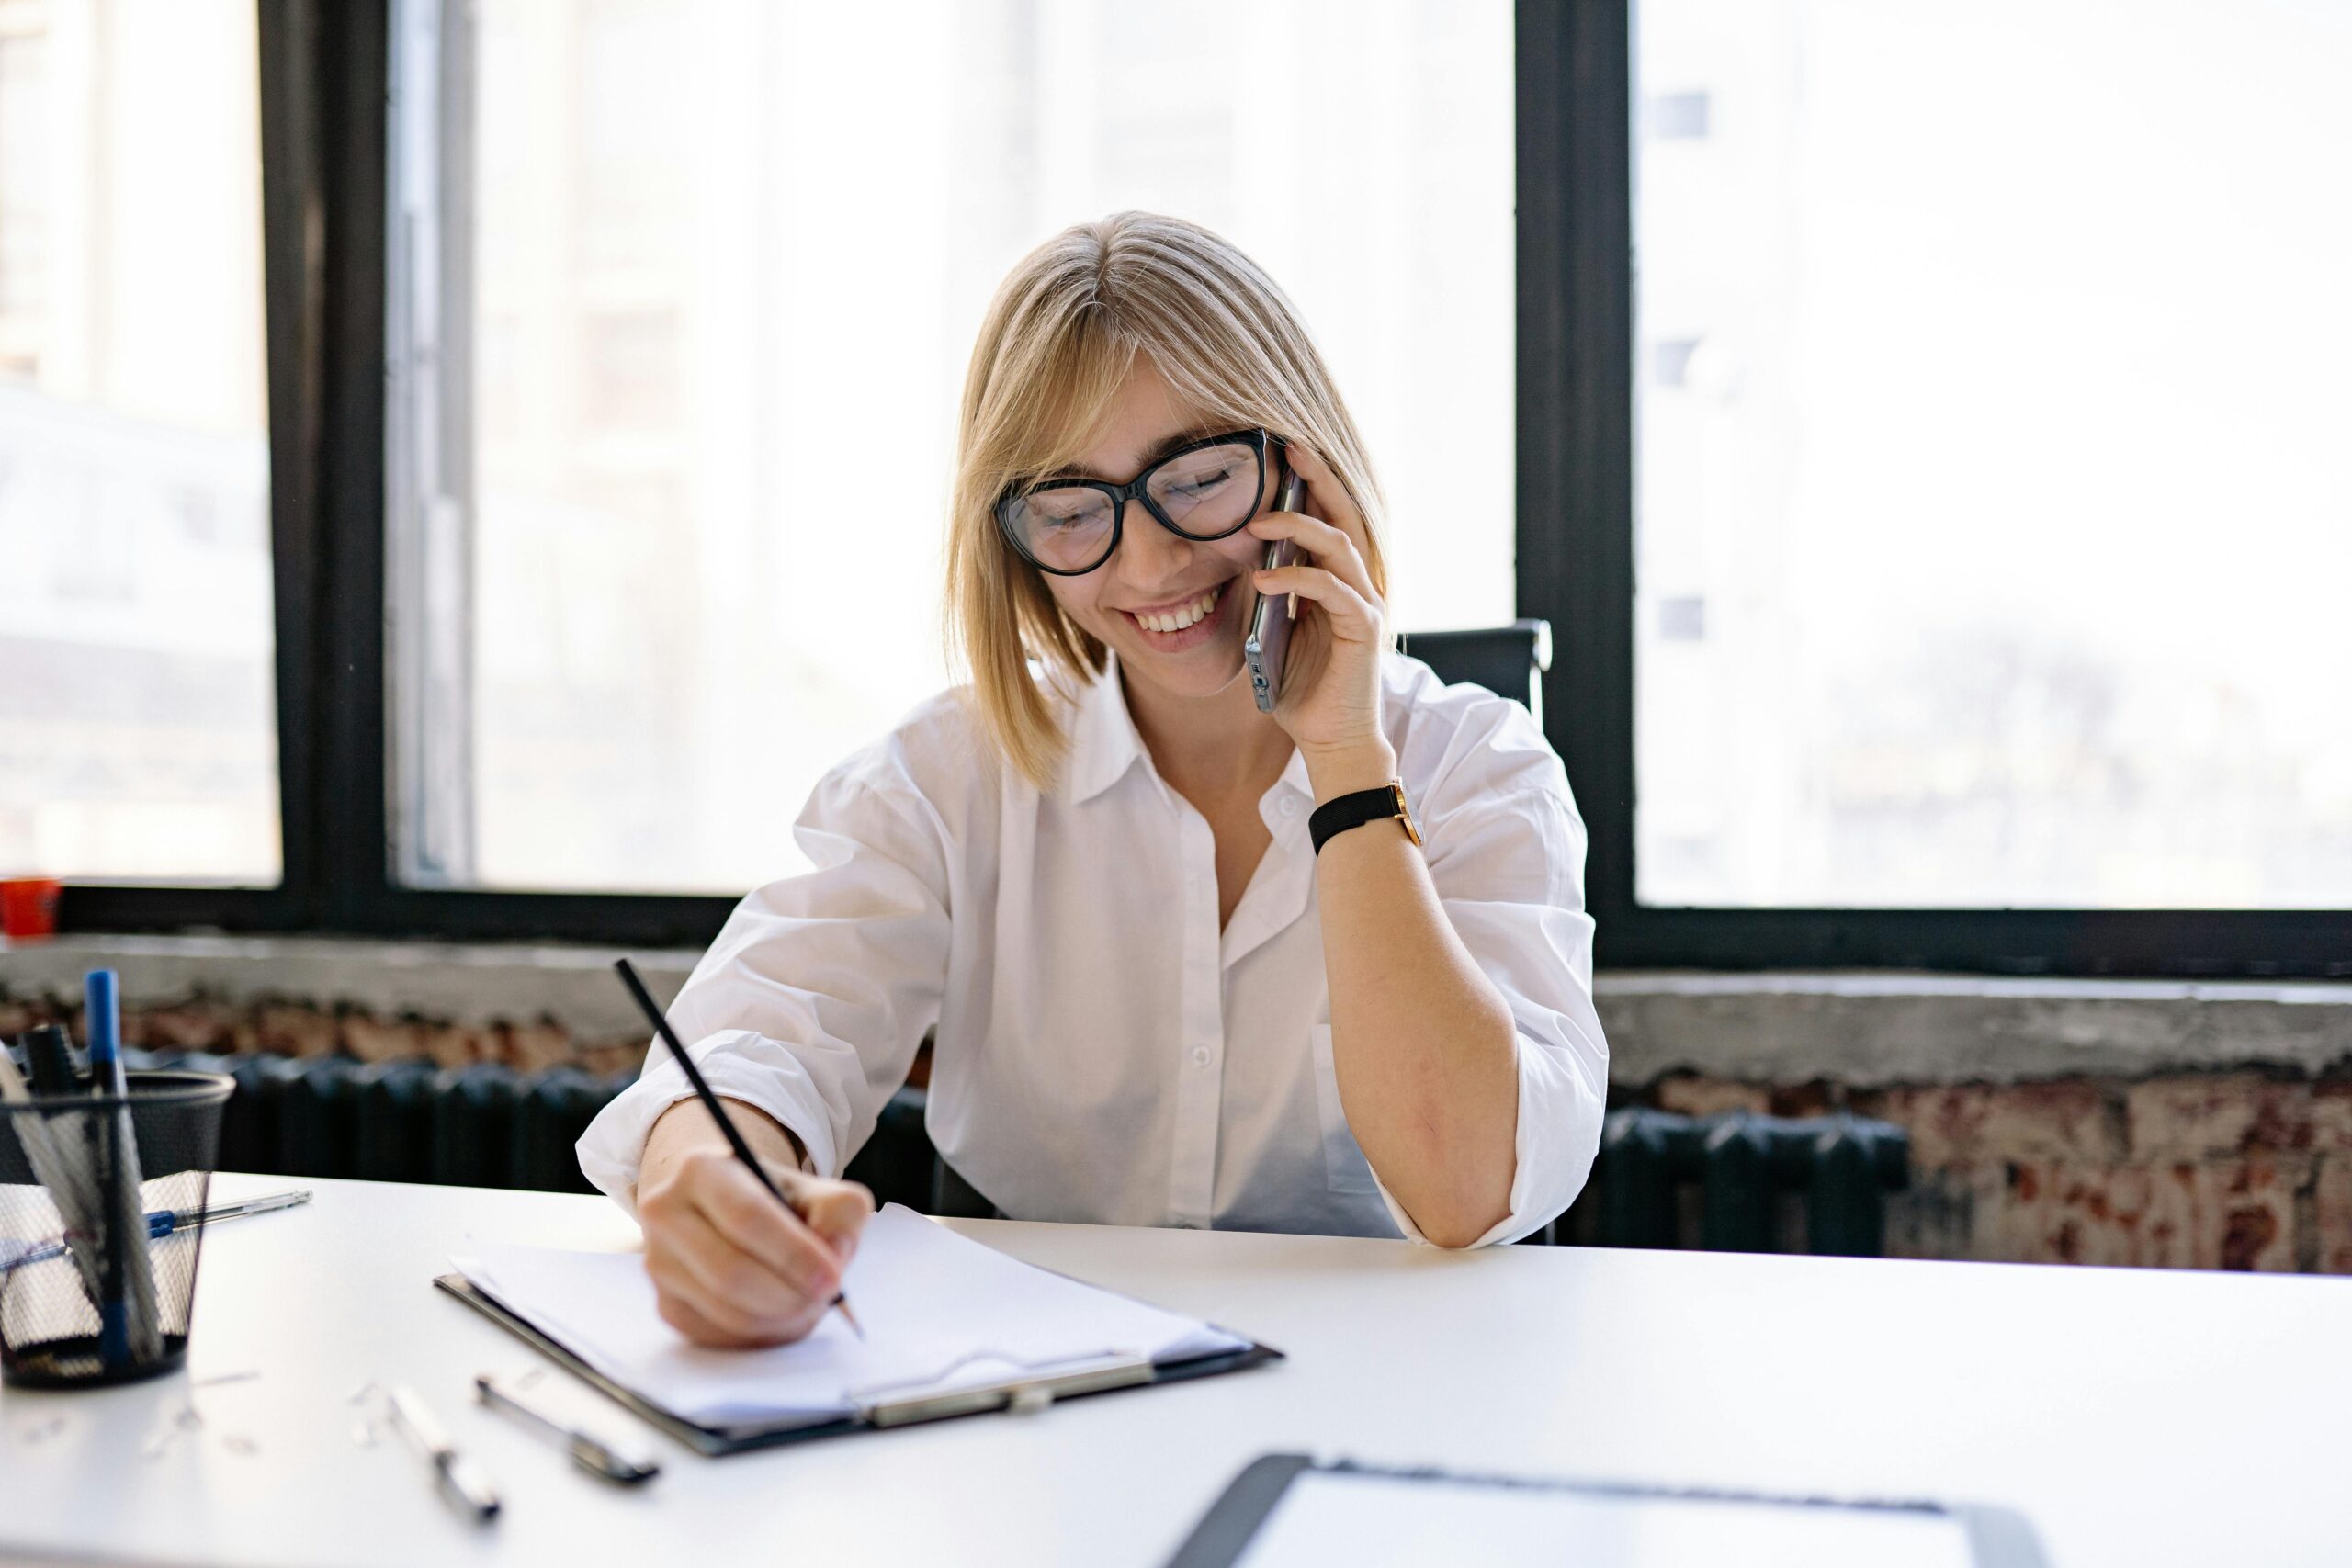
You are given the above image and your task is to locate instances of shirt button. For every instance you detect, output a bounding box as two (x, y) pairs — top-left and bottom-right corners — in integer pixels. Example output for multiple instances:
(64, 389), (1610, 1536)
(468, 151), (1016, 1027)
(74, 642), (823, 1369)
(1280, 796), (1301, 818)
(1191, 1046), (1211, 1067)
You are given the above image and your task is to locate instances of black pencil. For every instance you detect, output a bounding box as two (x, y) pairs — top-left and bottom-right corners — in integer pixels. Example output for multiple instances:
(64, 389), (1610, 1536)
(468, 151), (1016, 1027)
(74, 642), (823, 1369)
(613, 958), (864, 1339)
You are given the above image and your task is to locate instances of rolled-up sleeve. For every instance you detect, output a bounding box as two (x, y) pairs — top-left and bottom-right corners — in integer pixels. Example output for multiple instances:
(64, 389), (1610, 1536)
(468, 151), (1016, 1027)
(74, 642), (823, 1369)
(576, 746), (954, 1213)
(1373, 707), (1609, 1247)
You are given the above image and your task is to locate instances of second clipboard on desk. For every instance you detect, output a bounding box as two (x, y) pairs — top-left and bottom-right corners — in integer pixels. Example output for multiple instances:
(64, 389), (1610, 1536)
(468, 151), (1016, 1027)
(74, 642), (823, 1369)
(1165, 1455), (2051, 1568)
(435, 1204), (1281, 1458)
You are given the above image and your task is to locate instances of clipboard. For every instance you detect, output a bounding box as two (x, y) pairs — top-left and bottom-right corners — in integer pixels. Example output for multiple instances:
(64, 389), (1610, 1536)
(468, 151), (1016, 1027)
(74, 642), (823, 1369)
(434, 1271), (1283, 1458)
(1164, 1454), (2050, 1568)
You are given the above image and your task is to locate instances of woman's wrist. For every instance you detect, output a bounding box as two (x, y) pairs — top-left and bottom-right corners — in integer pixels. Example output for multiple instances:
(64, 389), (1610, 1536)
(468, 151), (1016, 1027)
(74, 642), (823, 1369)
(644, 1095), (806, 1184)
(1302, 738), (1399, 806)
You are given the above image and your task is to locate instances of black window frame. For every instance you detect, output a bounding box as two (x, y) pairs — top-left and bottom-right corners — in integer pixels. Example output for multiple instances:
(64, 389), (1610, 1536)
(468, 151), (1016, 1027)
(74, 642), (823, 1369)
(59, 0), (722, 950)
(1517, 2), (2351, 978)
(51, 0), (2352, 976)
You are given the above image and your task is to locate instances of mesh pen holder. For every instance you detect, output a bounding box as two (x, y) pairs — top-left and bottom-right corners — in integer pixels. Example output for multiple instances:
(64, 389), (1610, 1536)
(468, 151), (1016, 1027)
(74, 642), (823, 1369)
(0, 1071), (233, 1388)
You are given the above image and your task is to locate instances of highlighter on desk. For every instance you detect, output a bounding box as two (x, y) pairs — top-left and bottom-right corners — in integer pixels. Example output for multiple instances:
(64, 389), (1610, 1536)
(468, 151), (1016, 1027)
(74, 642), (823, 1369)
(388, 1383), (503, 1523)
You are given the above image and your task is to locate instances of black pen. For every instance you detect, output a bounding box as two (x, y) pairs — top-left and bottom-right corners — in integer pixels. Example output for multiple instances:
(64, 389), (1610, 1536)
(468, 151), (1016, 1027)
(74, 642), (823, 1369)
(475, 1372), (661, 1484)
(612, 959), (865, 1338)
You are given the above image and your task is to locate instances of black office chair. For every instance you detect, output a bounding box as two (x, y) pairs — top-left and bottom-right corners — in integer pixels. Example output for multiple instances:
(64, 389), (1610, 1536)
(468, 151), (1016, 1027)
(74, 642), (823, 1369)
(931, 1156), (998, 1220)
(1394, 618), (1552, 721)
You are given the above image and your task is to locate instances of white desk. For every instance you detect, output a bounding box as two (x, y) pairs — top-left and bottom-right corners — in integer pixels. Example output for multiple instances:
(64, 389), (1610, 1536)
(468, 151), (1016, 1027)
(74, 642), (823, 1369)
(1, 1173), (2345, 1568)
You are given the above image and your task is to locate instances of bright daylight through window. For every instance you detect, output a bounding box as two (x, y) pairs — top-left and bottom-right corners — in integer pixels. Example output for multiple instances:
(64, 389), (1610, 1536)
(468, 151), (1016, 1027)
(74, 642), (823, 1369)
(0, 0), (277, 886)
(391, 0), (1514, 895)
(1634, 0), (2352, 909)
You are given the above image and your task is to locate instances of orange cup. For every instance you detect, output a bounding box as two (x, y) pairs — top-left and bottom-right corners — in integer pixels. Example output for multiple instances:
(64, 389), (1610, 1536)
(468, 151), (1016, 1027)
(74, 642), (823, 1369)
(0, 878), (62, 941)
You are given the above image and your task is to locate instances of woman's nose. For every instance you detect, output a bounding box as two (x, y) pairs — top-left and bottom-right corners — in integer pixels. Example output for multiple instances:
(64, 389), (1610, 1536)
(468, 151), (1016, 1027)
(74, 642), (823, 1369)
(1114, 498), (1194, 582)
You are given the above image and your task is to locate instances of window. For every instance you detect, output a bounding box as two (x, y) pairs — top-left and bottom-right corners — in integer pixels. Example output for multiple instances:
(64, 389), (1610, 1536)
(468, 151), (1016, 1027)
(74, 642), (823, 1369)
(388, 0), (1515, 895)
(36, 2), (2338, 972)
(1631, 0), (2352, 911)
(0, 0), (277, 886)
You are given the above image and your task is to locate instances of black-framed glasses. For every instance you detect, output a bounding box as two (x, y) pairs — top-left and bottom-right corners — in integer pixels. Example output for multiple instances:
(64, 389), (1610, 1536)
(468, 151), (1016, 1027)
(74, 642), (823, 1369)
(994, 428), (1283, 576)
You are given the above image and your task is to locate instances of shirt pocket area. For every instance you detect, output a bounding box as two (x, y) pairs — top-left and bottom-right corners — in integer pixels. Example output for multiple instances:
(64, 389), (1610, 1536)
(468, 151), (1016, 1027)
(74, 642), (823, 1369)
(1309, 1023), (1382, 1196)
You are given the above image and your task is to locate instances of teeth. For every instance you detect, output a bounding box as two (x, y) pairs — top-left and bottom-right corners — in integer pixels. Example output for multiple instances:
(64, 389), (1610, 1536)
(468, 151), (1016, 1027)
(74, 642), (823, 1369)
(1137, 581), (1221, 634)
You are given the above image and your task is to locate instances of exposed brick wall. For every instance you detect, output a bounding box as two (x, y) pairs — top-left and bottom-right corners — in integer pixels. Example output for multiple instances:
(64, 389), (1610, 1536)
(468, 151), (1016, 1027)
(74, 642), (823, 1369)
(0, 982), (939, 1093)
(1635, 1071), (2352, 1273)
(0, 990), (646, 1079)
(9, 956), (2345, 1272)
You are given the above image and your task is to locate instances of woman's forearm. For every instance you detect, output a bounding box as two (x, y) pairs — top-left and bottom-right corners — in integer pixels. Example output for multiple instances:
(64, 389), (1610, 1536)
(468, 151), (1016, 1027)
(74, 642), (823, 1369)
(641, 1095), (806, 1191)
(1307, 739), (1520, 1247)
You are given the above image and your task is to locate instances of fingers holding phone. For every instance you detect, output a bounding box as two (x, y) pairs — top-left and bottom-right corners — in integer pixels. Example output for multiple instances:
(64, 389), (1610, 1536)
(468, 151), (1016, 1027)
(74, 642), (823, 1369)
(1246, 442), (1386, 752)
(1245, 467), (1310, 713)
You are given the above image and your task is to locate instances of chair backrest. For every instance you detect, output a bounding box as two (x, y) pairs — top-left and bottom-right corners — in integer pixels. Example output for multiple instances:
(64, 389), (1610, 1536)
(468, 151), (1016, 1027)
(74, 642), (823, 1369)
(1395, 618), (1553, 723)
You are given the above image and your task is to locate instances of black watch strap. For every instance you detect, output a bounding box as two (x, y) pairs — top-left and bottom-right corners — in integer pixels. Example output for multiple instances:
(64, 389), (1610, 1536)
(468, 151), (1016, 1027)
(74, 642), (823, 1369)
(1309, 782), (1423, 855)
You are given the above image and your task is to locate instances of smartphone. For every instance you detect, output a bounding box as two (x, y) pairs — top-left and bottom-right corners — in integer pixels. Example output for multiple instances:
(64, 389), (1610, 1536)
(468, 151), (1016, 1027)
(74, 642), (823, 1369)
(1245, 468), (1308, 714)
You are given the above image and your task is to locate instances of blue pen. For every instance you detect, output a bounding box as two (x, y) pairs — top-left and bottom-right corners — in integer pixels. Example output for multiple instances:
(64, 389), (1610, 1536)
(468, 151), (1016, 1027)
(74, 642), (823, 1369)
(85, 969), (131, 1365)
(0, 1190), (311, 1274)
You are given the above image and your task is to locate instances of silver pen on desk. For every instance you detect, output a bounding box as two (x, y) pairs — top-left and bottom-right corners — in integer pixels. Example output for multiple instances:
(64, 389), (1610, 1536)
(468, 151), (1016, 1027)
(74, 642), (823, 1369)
(0, 1190), (313, 1273)
(475, 1373), (662, 1484)
(386, 1383), (502, 1523)
(187, 1190), (313, 1227)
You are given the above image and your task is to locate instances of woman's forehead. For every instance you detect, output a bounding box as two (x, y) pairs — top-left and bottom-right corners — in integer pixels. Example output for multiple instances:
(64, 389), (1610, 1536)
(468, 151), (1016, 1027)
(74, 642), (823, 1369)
(1064, 359), (1218, 480)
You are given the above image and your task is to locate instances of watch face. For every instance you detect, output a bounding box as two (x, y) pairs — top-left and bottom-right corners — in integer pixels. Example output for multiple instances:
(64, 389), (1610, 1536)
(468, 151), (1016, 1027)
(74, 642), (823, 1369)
(1390, 782), (1424, 846)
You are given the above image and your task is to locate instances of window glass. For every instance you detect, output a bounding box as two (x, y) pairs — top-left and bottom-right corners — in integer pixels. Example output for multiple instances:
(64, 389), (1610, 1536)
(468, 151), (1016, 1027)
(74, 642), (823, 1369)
(0, 0), (277, 885)
(1634, 0), (2352, 908)
(413, 0), (1513, 893)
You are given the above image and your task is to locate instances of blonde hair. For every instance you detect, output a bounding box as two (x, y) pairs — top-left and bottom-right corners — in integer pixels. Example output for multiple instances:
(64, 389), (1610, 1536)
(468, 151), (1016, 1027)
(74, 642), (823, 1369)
(945, 211), (1390, 790)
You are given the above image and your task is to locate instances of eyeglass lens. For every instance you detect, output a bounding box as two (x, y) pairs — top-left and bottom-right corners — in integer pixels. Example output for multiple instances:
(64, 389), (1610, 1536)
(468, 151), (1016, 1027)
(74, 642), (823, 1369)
(1004, 439), (1263, 572)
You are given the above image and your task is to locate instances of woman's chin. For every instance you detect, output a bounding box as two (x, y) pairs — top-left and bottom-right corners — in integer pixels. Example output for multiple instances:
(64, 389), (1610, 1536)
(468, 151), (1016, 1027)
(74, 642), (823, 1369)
(1119, 635), (1250, 700)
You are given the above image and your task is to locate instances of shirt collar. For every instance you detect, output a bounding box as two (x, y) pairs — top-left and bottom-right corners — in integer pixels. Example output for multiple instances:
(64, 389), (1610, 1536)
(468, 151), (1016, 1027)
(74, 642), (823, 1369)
(1064, 655), (1150, 805)
(1062, 654), (1317, 816)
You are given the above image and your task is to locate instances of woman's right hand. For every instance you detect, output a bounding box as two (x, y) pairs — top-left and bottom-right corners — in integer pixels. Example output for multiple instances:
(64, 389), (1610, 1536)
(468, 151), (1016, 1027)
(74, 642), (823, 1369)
(634, 1098), (874, 1348)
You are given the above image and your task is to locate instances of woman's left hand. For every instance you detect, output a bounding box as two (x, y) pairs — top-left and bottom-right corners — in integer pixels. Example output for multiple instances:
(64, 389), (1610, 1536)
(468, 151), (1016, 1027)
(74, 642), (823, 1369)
(1248, 440), (1388, 764)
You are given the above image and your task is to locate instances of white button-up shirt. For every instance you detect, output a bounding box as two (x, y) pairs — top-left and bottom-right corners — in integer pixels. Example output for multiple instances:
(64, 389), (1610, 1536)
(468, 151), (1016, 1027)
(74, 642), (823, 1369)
(578, 652), (1607, 1247)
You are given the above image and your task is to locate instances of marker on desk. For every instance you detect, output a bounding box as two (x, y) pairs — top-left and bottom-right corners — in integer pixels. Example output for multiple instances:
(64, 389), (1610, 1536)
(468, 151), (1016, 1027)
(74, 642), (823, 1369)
(612, 958), (865, 1339)
(387, 1383), (502, 1524)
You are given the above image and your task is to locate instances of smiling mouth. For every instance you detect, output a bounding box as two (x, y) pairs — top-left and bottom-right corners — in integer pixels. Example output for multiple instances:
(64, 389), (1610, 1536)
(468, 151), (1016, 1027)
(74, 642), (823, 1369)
(1123, 579), (1231, 634)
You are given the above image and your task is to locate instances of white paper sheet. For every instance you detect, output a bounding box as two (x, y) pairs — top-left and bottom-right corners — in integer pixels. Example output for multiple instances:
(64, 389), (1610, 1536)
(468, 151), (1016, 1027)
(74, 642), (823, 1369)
(1237, 1471), (1979, 1568)
(452, 1203), (1247, 1427)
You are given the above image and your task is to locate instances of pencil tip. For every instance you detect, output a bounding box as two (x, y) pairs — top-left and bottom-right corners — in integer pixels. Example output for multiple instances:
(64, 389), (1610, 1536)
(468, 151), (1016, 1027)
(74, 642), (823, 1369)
(835, 1296), (865, 1339)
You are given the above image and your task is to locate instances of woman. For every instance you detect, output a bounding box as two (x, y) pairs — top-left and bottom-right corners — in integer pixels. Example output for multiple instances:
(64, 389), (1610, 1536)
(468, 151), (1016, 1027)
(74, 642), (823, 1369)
(578, 213), (1607, 1348)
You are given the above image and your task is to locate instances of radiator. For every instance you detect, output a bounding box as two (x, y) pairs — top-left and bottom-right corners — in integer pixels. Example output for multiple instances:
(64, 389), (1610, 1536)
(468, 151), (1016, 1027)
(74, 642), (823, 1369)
(1556, 1108), (1911, 1258)
(113, 1050), (1903, 1253)
(113, 1047), (943, 1204)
